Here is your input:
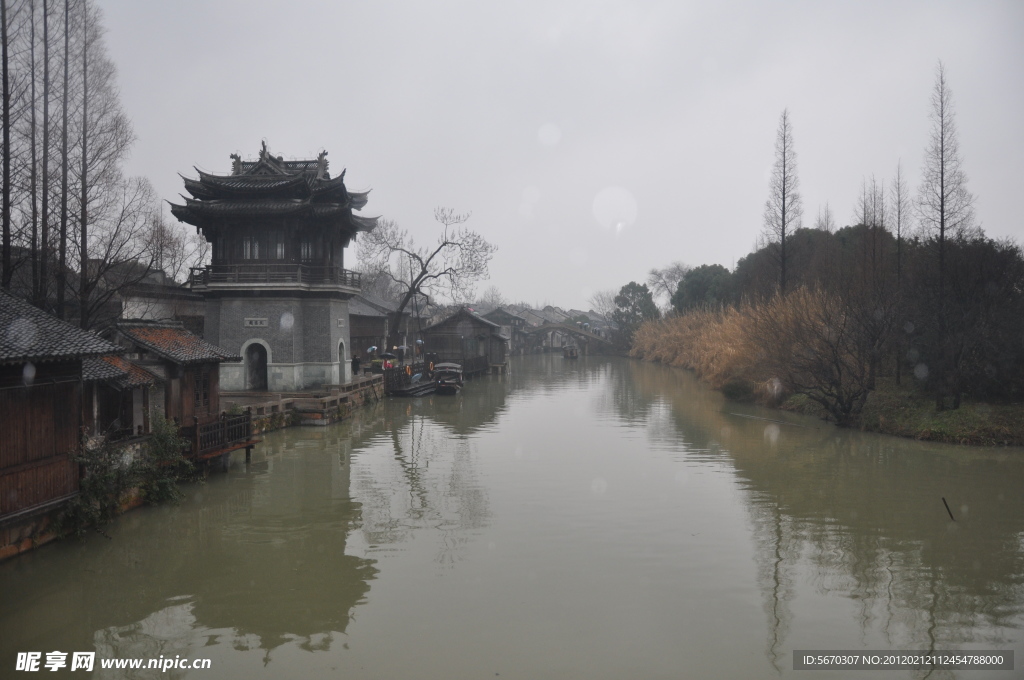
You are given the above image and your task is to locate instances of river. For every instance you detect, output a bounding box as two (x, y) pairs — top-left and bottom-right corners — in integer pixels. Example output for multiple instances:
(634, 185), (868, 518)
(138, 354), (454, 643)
(2, 356), (1022, 679)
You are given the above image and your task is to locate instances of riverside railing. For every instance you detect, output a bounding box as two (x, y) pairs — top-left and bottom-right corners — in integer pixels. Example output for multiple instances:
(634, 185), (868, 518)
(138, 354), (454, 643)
(188, 411), (253, 458)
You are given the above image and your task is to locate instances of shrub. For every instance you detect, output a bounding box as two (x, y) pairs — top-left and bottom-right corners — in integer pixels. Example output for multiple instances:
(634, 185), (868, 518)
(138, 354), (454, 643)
(138, 415), (196, 505)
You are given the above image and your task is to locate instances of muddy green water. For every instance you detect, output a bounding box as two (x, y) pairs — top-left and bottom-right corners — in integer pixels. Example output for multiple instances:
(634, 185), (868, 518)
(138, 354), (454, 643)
(2, 356), (1023, 679)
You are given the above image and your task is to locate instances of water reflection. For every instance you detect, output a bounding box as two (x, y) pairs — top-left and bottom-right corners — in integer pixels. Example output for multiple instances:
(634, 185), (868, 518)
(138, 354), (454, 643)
(615, 359), (1024, 671)
(1, 356), (1021, 679)
(0, 418), (380, 671)
(353, 397), (494, 567)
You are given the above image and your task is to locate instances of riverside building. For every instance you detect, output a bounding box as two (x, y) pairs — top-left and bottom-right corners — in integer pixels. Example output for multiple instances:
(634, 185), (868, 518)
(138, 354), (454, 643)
(171, 143), (377, 391)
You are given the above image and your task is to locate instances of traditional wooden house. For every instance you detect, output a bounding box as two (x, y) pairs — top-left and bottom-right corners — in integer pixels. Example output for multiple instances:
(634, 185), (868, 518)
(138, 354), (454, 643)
(349, 293), (415, 362)
(0, 290), (120, 559)
(81, 354), (162, 438)
(420, 308), (507, 375)
(171, 142), (377, 391)
(106, 321), (257, 460)
(482, 307), (528, 355)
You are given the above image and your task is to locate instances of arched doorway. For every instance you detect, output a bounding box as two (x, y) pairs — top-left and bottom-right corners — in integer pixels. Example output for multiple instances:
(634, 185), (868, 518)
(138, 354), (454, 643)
(338, 340), (347, 383)
(246, 342), (268, 391)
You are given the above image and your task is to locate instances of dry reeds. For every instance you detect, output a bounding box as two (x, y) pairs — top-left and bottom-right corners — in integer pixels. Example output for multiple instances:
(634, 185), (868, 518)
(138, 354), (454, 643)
(631, 304), (762, 391)
(632, 289), (873, 420)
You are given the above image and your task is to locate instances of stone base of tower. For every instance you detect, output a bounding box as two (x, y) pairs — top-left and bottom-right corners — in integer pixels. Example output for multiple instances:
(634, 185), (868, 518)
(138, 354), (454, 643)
(218, 360), (349, 392)
(205, 296), (353, 392)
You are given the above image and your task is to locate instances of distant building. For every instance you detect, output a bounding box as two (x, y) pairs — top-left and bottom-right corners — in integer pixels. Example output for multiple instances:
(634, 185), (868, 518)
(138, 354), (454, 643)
(482, 307), (528, 355)
(119, 269), (205, 336)
(420, 307), (507, 372)
(349, 293), (415, 361)
(171, 143), (376, 391)
(565, 309), (617, 340)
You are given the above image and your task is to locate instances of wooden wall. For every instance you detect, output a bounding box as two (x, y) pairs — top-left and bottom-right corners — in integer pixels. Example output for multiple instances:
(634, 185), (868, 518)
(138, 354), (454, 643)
(0, 362), (82, 518)
(179, 362), (220, 425)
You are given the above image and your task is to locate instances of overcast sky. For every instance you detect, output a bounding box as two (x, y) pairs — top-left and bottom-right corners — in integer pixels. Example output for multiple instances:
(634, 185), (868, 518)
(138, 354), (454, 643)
(100, 0), (1024, 310)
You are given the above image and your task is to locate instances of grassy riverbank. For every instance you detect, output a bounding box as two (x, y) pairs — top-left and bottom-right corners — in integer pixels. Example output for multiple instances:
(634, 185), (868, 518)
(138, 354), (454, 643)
(783, 380), (1024, 446)
(632, 310), (1024, 447)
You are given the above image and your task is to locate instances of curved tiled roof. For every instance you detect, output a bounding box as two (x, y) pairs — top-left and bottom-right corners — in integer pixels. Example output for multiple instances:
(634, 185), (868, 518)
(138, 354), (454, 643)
(0, 290), (119, 364)
(82, 355), (127, 381)
(83, 355), (162, 387)
(420, 307), (501, 333)
(169, 145), (377, 237)
(117, 321), (240, 365)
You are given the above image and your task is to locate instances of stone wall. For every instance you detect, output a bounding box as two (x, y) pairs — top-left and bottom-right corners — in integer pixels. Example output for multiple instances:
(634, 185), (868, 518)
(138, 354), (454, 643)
(209, 296), (352, 390)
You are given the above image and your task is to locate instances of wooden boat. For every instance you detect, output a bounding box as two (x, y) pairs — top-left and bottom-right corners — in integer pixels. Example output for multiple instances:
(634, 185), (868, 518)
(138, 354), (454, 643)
(434, 362), (464, 395)
(563, 346), (579, 359)
(390, 379), (436, 397)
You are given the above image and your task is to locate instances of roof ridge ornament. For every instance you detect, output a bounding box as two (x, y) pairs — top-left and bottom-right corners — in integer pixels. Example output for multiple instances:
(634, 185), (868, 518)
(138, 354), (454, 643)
(316, 150), (329, 180)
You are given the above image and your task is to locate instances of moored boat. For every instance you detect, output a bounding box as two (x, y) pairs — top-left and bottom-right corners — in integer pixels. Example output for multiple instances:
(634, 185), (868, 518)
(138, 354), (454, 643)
(563, 345), (579, 359)
(390, 378), (437, 397)
(434, 362), (464, 395)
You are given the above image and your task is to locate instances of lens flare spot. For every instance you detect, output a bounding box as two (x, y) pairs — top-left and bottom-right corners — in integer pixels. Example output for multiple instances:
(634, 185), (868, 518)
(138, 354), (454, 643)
(7, 318), (38, 350)
(592, 186), (637, 234)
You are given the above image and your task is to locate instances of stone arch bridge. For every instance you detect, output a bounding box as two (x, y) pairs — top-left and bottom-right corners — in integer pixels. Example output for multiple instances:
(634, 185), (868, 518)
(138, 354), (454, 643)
(524, 323), (615, 355)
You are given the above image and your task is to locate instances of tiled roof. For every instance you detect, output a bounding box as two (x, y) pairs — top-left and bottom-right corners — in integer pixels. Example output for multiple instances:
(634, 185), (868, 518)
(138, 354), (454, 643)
(349, 298), (387, 318)
(0, 289), (119, 364)
(170, 146), (377, 235)
(483, 307), (526, 322)
(82, 355), (127, 382)
(83, 355), (161, 387)
(420, 307), (501, 333)
(117, 321), (240, 364)
(356, 292), (394, 312)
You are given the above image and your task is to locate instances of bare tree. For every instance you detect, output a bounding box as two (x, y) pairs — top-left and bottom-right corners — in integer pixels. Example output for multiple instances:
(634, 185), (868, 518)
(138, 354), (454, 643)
(763, 108), (802, 294)
(356, 267), (402, 304)
(646, 261), (689, 310)
(814, 202), (835, 233)
(78, 175), (158, 328)
(587, 289), (617, 318)
(748, 288), (873, 425)
(358, 207), (497, 348)
(854, 175), (887, 284)
(0, 0), (138, 315)
(29, 0), (37, 300)
(143, 206), (207, 282)
(916, 61), (975, 409)
(77, 0), (87, 326)
(56, 0), (68, 316)
(38, 0), (50, 306)
(917, 62), (976, 250)
(1, 0), (9, 289)
(889, 160), (912, 286)
(475, 285), (506, 312)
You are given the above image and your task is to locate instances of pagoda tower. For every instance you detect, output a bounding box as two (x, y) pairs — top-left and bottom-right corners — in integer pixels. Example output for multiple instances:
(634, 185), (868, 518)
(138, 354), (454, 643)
(170, 143), (377, 391)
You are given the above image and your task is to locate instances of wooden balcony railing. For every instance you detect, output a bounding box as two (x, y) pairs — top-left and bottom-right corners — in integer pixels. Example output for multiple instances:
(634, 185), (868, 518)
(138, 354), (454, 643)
(189, 264), (361, 288)
(186, 412), (254, 459)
